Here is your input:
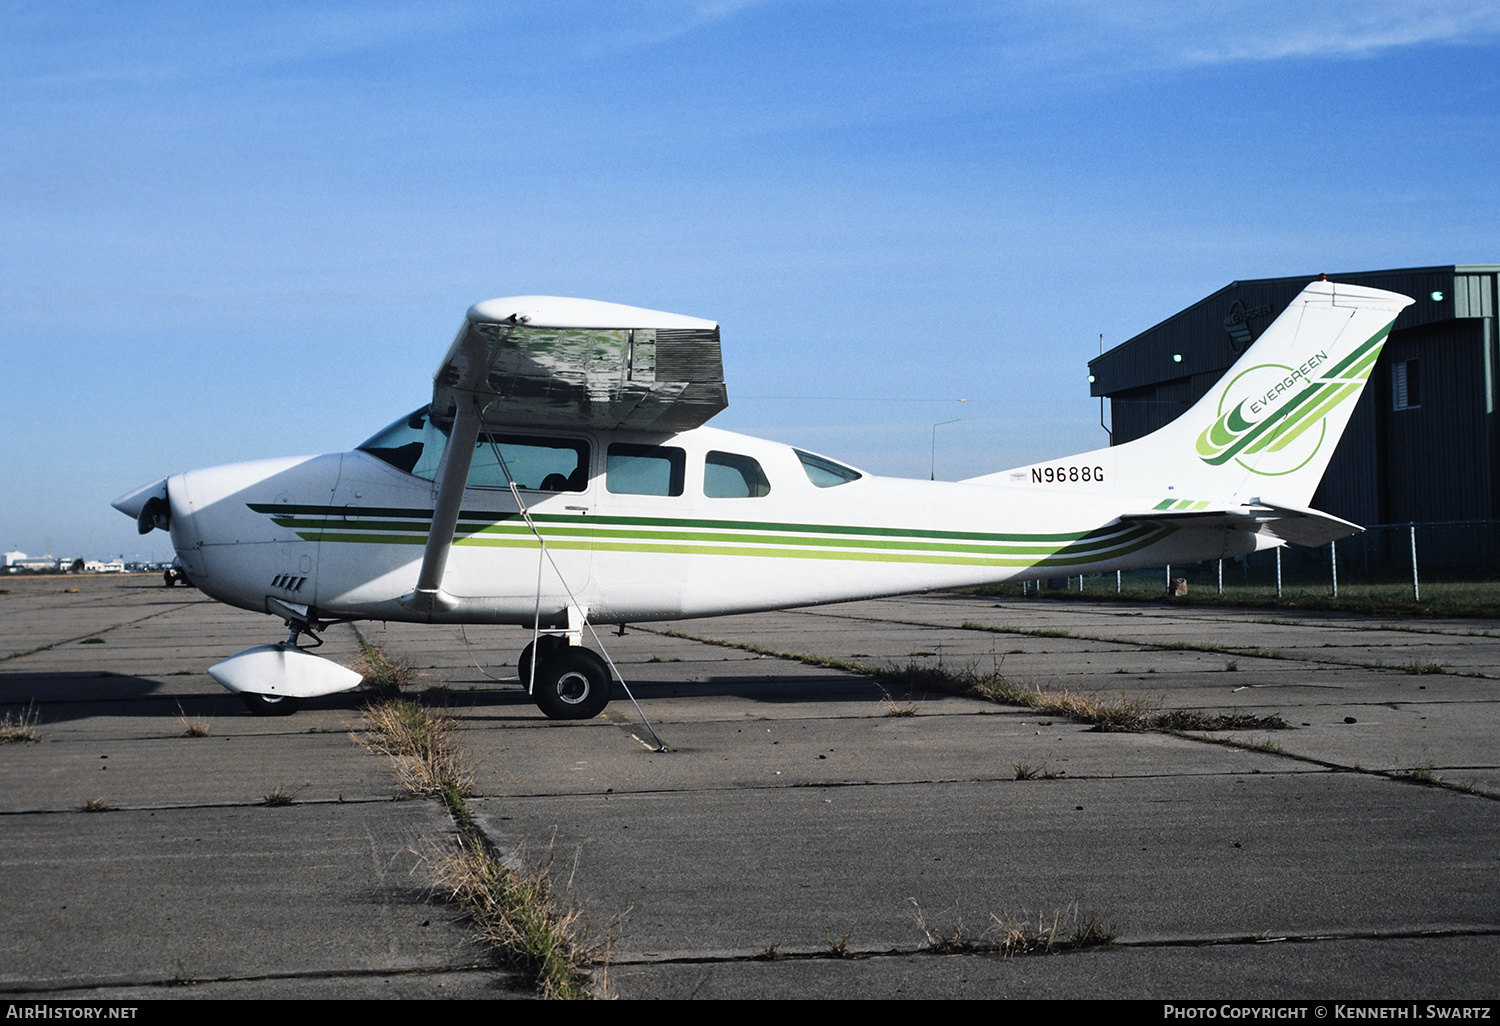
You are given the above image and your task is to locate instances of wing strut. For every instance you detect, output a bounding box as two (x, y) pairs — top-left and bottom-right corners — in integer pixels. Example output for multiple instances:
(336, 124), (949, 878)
(403, 331), (495, 615)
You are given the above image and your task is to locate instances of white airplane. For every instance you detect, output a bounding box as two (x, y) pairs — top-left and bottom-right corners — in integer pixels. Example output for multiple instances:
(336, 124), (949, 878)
(113, 280), (1412, 718)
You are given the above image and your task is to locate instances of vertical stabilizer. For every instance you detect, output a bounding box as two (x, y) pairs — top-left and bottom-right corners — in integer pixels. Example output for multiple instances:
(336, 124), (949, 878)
(973, 280), (1413, 508)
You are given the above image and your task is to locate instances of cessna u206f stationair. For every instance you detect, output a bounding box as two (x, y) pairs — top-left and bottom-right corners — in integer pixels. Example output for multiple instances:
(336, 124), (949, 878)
(113, 281), (1412, 718)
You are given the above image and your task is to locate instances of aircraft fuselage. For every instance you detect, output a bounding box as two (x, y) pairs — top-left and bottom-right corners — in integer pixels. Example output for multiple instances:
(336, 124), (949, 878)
(159, 418), (1259, 629)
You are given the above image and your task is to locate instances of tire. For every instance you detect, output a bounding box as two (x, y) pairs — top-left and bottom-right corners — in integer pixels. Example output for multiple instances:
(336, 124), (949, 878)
(532, 649), (611, 720)
(517, 635), (567, 687)
(240, 692), (304, 716)
(164, 570), (175, 587)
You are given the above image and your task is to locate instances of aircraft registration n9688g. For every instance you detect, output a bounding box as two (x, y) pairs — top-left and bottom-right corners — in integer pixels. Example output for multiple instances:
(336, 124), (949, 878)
(113, 281), (1412, 719)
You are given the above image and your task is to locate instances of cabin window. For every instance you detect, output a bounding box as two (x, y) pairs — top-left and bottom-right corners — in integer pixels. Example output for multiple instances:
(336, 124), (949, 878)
(704, 451), (771, 497)
(607, 443), (685, 496)
(795, 448), (862, 488)
(471, 431), (589, 491)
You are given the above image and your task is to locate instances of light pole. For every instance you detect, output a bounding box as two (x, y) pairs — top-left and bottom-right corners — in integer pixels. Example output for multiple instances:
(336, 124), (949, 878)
(931, 419), (961, 480)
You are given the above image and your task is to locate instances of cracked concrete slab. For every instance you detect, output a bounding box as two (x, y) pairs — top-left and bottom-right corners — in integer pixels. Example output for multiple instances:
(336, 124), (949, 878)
(3, 576), (1497, 999)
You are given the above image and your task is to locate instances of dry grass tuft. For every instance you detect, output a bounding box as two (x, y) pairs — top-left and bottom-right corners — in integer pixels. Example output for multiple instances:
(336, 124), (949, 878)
(990, 904), (1115, 956)
(262, 784), (295, 806)
(875, 683), (919, 717)
(913, 897), (1114, 957)
(352, 638), (415, 698)
(432, 835), (602, 1000)
(874, 661), (1287, 733)
(1, 702), (41, 744)
(825, 930), (855, 958)
(1405, 660), (1446, 675)
(359, 697), (473, 799)
(912, 897), (987, 954)
(176, 703), (210, 738)
(1153, 709), (1289, 731)
(1012, 761), (1060, 780)
(81, 797), (111, 812)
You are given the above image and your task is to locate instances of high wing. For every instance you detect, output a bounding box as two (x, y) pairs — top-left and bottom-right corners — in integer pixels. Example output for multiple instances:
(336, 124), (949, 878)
(1117, 500), (1363, 548)
(409, 295), (726, 614)
(433, 295), (727, 433)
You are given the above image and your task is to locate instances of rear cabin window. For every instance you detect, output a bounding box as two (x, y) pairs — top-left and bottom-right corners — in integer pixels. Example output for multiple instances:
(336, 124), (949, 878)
(795, 449), (862, 488)
(607, 443), (685, 496)
(358, 407), (589, 491)
(704, 451), (771, 498)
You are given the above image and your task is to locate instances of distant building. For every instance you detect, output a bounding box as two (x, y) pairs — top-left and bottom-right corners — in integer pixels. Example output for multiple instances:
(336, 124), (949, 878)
(1089, 265), (1499, 526)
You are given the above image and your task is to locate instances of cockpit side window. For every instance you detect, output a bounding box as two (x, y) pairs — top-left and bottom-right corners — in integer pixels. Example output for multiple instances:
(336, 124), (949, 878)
(704, 451), (771, 498)
(471, 431), (589, 491)
(358, 407), (589, 491)
(795, 449), (862, 488)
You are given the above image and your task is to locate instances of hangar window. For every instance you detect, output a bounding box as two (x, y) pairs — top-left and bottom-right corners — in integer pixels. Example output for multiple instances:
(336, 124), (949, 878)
(704, 451), (771, 498)
(795, 449), (862, 488)
(607, 443), (685, 496)
(1393, 359), (1421, 411)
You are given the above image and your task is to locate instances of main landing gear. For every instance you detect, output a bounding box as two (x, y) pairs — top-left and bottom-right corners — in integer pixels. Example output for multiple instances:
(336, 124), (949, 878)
(517, 635), (612, 720)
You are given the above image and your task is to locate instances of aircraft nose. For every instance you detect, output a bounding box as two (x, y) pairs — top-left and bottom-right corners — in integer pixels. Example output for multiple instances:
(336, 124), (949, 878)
(111, 478), (171, 533)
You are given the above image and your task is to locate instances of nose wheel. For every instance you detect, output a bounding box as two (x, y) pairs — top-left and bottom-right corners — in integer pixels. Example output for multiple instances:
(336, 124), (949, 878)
(525, 645), (612, 720)
(240, 692), (304, 716)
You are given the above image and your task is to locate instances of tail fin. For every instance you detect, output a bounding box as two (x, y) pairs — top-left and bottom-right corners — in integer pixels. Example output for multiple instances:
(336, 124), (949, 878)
(975, 280), (1413, 509)
(1172, 280), (1412, 504)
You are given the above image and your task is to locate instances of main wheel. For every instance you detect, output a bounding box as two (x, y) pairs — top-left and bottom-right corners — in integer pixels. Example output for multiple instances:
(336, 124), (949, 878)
(516, 634), (567, 687)
(240, 692), (304, 716)
(533, 649), (611, 720)
(164, 569), (176, 587)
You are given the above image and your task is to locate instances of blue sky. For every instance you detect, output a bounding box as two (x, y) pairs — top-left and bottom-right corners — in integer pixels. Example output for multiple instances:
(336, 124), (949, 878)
(3, 1), (1498, 559)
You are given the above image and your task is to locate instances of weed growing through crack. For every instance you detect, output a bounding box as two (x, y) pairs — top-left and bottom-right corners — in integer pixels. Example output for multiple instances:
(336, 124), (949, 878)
(1405, 661), (1446, 675)
(262, 784), (294, 806)
(1, 702), (40, 744)
(359, 697), (473, 799)
(1224, 659), (1239, 672)
(913, 898), (1114, 956)
(912, 897), (986, 954)
(990, 905), (1114, 956)
(354, 648), (602, 1000)
(351, 633), (414, 698)
(644, 627), (1288, 735)
(875, 683), (920, 717)
(825, 931), (856, 959)
(81, 797), (111, 812)
(1012, 761), (1060, 780)
(432, 834), (602, 1000)
(176, 703), (210, 738)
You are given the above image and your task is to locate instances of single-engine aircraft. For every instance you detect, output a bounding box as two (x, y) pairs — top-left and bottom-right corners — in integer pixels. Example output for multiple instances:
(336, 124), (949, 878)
(113, 280), (1413, 718)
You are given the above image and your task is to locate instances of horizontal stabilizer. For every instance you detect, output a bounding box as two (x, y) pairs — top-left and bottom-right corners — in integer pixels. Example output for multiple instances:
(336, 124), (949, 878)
(1119, 501), (1362, 548)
